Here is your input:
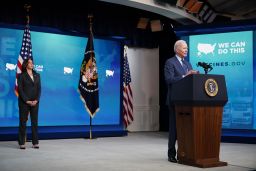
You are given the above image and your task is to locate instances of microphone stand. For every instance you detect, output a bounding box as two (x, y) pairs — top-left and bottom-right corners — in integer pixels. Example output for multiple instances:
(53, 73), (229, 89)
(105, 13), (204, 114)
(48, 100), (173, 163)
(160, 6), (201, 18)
(204, 67), (212, 74)
(204, 68), (209, 74)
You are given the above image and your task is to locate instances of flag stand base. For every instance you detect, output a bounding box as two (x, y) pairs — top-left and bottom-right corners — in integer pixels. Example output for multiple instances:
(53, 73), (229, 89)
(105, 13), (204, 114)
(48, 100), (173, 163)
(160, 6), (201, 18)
(89, 130), (97, 140)
(83, 130), (97, 139)
(84, 116), (97, 139)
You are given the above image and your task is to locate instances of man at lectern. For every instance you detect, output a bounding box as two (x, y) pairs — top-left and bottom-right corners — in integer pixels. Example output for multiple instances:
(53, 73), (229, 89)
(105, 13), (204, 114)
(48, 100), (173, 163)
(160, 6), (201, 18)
(164, 40), (198, 163)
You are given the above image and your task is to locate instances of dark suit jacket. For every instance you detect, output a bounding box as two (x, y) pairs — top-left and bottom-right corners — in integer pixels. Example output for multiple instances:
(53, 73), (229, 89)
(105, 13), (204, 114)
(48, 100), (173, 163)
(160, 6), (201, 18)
(164, 56), (192, 105)
(18, 71), (41, 105)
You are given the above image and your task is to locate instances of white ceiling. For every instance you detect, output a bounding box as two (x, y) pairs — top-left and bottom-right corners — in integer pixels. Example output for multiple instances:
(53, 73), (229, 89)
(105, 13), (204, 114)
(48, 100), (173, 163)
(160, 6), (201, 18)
(100, 0), (256, 25)
(208, 0), (256, 20)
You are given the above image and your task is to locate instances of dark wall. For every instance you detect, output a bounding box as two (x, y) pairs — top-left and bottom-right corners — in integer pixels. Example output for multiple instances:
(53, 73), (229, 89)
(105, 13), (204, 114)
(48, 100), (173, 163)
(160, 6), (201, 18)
(159, 23), (177, 131)
(0, 1), (179, 48)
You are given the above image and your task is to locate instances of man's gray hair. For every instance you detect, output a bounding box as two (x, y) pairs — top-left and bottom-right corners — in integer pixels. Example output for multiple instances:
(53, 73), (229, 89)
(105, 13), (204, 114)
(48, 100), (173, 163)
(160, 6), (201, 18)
(174, 40), (187, 53)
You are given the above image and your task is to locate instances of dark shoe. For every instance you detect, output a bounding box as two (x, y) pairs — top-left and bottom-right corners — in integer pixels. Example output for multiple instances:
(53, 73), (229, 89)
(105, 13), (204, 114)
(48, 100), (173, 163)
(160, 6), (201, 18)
(20, 145), (26, 149)
(32, 144), (39, 149)
(168, 157), (177, 163)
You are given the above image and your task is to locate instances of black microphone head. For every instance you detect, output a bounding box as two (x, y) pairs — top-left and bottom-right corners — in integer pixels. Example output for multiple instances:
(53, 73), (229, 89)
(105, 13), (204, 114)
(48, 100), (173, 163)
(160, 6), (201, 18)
(198, 62), (213, 74)
(198, 62), (206, 68)
(208, 64), (213, 70)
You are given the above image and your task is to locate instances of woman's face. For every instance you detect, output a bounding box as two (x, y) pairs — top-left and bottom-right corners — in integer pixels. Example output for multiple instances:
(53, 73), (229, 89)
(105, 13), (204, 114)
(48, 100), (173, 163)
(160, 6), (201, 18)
(26, 59), (34, 70)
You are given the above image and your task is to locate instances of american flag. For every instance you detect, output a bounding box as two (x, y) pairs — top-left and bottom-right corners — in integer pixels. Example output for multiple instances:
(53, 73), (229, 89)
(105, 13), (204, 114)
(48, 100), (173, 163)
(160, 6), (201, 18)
(15, 25), (33, 96)
(123, 46), (133, 128)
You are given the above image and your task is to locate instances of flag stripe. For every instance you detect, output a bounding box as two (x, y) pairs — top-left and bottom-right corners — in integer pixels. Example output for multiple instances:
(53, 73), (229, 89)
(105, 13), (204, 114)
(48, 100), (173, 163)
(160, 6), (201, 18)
(123, 47), (133, 128)
(15, 25), (33, 96)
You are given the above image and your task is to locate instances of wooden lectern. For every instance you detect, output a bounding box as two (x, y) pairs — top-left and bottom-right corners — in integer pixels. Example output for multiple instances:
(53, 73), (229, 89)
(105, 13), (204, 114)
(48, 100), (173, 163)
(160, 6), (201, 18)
(171, 74), (228, 168)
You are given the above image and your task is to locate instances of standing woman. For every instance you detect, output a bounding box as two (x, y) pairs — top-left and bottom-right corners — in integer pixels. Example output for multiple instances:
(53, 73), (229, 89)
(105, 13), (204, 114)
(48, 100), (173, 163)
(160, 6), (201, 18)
(18, 58), (41, 149)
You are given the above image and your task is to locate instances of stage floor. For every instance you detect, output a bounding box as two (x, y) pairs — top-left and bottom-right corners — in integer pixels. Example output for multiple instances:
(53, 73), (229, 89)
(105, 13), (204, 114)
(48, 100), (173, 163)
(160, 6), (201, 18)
(0, 132), (255, 171)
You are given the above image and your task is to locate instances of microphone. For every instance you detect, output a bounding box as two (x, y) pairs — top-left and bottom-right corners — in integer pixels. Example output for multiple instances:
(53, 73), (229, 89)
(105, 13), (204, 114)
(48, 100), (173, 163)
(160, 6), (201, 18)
(197, 62), (213, 74)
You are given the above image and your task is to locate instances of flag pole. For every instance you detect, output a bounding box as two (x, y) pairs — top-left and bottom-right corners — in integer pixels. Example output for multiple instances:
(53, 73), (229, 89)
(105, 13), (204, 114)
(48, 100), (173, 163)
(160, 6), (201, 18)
(24, 4), (31, 25)
(89, 116), (93, 139)
(88, 14), (94, 140)
(23, 4), (31, 144)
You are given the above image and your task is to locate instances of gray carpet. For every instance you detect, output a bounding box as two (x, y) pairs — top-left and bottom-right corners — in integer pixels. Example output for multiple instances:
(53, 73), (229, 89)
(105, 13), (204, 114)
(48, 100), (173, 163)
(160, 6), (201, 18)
(0, 132), (255, 171)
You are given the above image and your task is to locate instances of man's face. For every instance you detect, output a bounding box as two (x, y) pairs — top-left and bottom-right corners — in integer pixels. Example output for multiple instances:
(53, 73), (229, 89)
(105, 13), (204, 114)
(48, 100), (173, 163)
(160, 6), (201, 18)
(176, 43), (188, 58)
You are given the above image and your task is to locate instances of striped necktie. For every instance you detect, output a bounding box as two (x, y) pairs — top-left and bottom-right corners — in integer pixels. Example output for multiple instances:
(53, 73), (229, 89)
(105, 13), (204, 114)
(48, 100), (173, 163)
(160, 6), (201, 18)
(181, 59), (188, 74)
